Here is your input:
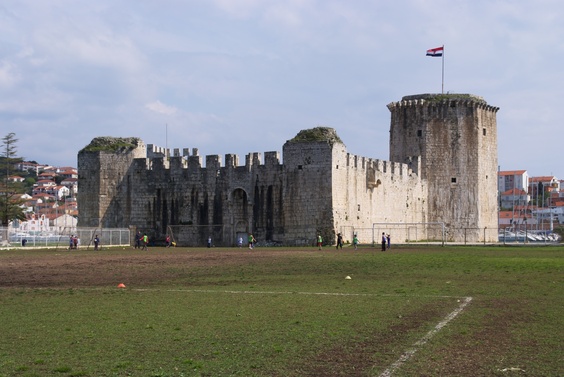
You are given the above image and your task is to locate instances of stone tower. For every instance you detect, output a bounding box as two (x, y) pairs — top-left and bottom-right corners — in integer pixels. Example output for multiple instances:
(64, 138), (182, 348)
(387, 94), (499, 242)
(77, 137), (146, 228)
(77, 94), (500, 246)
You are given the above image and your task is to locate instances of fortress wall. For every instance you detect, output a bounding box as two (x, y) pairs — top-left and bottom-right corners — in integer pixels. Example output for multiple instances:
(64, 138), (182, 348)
(142, 145), (281, 172)
(76, 152), (102, 227)
(77, 152), (102, 227)
(477, 104), (500, 235)
(388, 95), (499, 241)
(105, 147), (285, 246)
(282, 141), (335, 245)
(225, 153), (239, 168)
(77, 142), (146, 228)
(78, 96), (499, 245)
(331, 145), (426, 244)
(147, 144), (168, 158)
(248, 161), (285, 244)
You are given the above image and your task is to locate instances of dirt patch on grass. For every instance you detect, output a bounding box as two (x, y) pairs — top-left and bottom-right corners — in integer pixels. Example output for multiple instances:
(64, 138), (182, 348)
(0, 248), (288, 288)
(288, 303), (450, 377)
(408, 298), (534, 377)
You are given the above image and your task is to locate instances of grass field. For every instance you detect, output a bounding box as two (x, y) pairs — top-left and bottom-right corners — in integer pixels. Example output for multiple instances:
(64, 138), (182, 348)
(0, 245), (562, 376)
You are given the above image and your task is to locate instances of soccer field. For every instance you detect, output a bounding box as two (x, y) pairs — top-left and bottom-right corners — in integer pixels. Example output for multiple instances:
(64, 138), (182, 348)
(0, 245), (562, 376)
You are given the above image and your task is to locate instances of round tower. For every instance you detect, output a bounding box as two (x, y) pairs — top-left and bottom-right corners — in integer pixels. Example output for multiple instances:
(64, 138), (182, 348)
(387, 94), (499, 242)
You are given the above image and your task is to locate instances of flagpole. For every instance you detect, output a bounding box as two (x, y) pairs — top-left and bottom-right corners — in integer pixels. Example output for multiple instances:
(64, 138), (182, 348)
(426, 45), (445, 93)
(441, 45), (445, 94)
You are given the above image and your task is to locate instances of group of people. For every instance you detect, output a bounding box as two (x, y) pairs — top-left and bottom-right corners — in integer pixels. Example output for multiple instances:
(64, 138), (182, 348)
(135, 231), (149, 250)
(381, 232), (391, 251)
(130, 232), (395, 250)
(199, 234), (259, 249)
(68, 235), (79, 249)
(235, 234), (256, 249)
(134, 232), (260, 249)
(135, 232), (178, 249)
(333, 233), (361, 250)
(67, 234), (101, 250)
(318, 232), (391, 250)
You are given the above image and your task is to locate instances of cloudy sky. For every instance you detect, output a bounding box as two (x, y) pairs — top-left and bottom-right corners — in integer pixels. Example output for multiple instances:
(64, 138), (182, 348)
(1, 1), (562, 179)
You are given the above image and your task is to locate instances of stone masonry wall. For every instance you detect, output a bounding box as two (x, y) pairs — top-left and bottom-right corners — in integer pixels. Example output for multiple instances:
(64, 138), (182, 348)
(281, 140), (335, 246)
(77, 140), (146, 228)
(77, 93), (499, 245)
(331, 143), (426, 244)
(387, 94), (499, 242)
(122, 150), (285, 246)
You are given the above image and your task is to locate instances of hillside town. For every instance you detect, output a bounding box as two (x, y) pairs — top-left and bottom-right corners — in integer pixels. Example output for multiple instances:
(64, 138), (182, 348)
(6, 161), (78, 234)
(498, 171), (564, 237)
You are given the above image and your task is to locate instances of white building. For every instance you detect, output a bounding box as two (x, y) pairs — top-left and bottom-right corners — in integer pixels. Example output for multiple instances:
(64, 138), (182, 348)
(52, 214), (78, 232)
(498, 170), (528, 192)
(500, 188), (530, 210)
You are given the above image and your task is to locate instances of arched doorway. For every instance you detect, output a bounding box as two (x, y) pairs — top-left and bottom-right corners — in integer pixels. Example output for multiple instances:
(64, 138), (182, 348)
(231, 188), (249, 244)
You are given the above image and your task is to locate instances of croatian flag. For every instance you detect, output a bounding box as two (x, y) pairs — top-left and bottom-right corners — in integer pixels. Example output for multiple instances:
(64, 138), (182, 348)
(426, 46), (443, 57)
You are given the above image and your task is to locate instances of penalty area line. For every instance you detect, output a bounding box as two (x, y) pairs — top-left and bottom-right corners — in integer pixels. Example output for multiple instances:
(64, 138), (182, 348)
(378, 296), (473, 377)
(131, 288), (466, 300)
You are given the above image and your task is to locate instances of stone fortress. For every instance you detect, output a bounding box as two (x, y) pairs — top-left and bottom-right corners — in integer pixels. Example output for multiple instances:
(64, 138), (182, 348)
(77, 93), (500, 246)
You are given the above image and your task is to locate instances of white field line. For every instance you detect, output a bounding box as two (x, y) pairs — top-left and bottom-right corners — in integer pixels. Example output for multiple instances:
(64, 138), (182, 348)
(378, 296), (473, 377)
(133, 287), (473, 376)
(130, 288), (465, 300)
(19, 286), (472, 375)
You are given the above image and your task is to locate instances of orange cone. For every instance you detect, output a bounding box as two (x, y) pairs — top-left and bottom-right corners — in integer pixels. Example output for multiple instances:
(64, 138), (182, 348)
(117, 283), (126, 288)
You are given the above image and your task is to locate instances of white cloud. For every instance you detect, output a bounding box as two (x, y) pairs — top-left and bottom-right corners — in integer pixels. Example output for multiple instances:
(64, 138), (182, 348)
(211, 0), (265, 19)
(1, 0), (562, 180)
(0, 61), (20, 87)
(145, 100), (177, 116)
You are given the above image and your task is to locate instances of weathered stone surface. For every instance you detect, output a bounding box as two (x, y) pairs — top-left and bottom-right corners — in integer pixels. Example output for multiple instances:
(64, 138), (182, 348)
(388, 93), (499, 242)
(77, 94), (499, 245)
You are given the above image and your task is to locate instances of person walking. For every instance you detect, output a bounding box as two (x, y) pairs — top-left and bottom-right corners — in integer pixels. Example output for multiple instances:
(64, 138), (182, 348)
(386, 234), (391, 250)
(135, 231), (142, 249)
(317, 234), (323, 250)
(142, 233), (149, 250)
(94, 235), (100, 250)
(381, 232), (386, 251)
(336, 233), (343, 250)
(207, 236), (212, 248)
(248, 234), (256, 249)
(353, 234), (359, 250)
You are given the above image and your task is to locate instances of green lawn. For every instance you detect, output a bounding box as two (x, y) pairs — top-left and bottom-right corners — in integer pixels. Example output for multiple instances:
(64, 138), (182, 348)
(0, 245), (562, 376)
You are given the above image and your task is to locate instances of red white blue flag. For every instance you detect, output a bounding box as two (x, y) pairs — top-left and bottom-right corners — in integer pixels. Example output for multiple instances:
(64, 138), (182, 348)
(426, 46), (443, 57)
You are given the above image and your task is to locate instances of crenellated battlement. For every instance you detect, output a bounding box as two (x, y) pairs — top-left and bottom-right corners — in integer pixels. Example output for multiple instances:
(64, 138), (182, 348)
(78, 93), (499, 245)
(344, 152), (420, 177)
(143, 144), (282, 173)
(387, 93), (499, 113)
(147, 144), (201, 159)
